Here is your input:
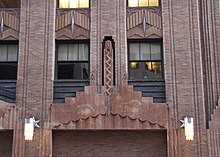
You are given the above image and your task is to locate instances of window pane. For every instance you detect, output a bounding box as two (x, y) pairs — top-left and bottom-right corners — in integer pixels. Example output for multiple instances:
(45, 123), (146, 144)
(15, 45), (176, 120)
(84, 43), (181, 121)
(151, 43), (161, 60)
(57, 63), (74, 79)
(149, 0), (159, 6)
(68, 44), (78, 61)
(129, 62), (147, 80)
(130, 62), (138, 69)
(129, 62), (162, 80)
(59, 0), (89, 8)
(0, 45), (7, 61)
(73, 62), (89, 79)
(8, 45), (18, 61)
(79, 44), (88, 60)
(129, 44), (139, 60)
(69, 0), (79, 8)
(59, 0), (70, 8)
(0, 63), (17, 79)
(139, 0), (148, 7)
(58, 62), (89, 79)
(79, 0), (89, 8)
(58, 44), (68, 61)
(128, 0), (138, 7)
(145, 62), (162, 78)
(140, 43), (150, 60)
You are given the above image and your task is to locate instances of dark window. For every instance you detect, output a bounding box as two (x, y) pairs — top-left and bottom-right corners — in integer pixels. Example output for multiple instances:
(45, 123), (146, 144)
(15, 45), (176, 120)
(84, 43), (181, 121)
(128, 42), (163, 80)
(56, 43), (89, 80)
(0, 44), (18, 79)
(58, 0), (89, 8)
(128, 0), (159, 7)
(0, 0), (20, 8)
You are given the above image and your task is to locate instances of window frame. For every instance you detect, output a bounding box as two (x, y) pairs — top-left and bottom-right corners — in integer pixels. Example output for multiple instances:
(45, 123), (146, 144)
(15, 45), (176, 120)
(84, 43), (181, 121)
(55, 40), (90, 80)
(0, 41), (18, 80)
(127, 0), (161, 8)
(127, 39), (164, 80)
(57, 0), (90, 9)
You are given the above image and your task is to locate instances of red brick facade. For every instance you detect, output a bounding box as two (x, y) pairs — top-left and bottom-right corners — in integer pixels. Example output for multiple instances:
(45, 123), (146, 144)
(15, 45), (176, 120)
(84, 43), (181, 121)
(0, 130), (13, 157)
(0, 0), (219, 157)
(52, 130), (167, 157)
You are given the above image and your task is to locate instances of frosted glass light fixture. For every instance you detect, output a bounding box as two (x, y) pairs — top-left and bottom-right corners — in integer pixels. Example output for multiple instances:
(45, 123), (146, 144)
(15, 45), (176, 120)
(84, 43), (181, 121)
(180, 116), (194, 141)
(24, 117), (40, 141)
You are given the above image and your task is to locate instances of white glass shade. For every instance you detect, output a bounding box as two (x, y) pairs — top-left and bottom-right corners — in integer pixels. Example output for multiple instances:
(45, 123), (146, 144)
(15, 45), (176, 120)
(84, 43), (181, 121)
(24, 118), (34, 141)
(184, 117), (194, 141)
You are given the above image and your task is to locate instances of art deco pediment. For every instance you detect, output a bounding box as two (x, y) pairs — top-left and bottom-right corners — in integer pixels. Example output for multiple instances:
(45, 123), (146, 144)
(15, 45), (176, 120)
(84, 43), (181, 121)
(56, 9), (90, 39)
(127, 8), (162, 39)
(0, 10), (20, 40)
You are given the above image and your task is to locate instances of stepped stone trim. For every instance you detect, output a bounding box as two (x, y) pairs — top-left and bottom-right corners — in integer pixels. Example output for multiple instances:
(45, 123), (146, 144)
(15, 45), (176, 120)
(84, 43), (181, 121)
(208, 99), (220, 157)
(209, 99), (220, 129)
(53, 113), (166, 130)
(51, 79), (168, 129)
(0, 101), (18, 130)
(53, 80), (89, 103)
(128, 80), (166, 103)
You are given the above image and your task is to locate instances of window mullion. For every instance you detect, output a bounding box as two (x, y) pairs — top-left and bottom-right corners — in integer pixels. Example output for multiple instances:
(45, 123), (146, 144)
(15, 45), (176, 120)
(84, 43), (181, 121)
(150, 43), (152, 60)
(7, 44), (9, 61)
(139, 43), (141, 61)
(78, 44), (80, 61)
(56, 42), (89, 80)
(67, 44), (69, 61)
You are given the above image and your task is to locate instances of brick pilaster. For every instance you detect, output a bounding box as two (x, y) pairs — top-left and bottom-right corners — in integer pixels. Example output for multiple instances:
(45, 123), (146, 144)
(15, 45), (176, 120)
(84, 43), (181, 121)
(13, 0), (56, 156)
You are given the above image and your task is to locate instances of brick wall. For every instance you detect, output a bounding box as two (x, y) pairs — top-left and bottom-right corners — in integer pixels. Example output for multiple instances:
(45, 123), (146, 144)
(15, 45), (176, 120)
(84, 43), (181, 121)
(14, 0), (56, 156)
(162, 0), (209, 156)
(0, 130), (13, 157)
(52, 130), (167, 157)
(90, 0), (127, 90)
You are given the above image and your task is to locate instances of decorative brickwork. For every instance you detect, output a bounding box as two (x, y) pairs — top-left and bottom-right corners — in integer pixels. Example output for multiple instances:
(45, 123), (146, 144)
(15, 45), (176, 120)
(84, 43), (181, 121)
(51, 85), (106, 124)
(103, 40), (114, 114)
(162, 0), (219, 156)
(103, 40), (114, 97)
(55, 9), (90, 39)
(51, 79), (168, 130)
(208, 99), (220, 156)
(127, 8), (162, 38)
(0, 0), (218, 156)
(90, 0), (127, 90)
(200, 0), (220, 124)
(0, 10), (20, 40)
(14, 0), (56, 156)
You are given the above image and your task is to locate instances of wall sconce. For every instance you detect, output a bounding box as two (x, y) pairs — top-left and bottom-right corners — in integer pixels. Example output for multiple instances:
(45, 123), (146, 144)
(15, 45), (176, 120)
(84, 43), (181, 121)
(24, 117), (40, 141)
(180, 116), (194, 141)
